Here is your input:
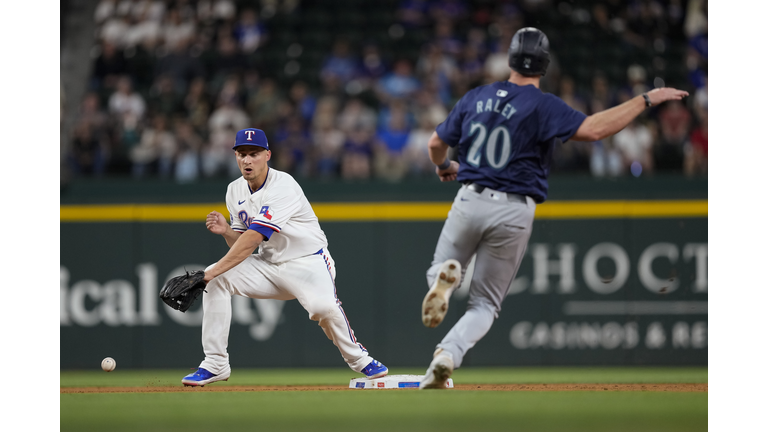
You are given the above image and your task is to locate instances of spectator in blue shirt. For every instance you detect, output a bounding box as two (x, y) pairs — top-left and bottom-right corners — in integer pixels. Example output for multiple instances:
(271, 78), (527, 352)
(341, 126), (376, 179)
(288, 81), (317, 126)
(376, 58), (421, 104)
(233, 8), (267, 54)
(374, 101), (412, 181)
(395, 0), (430, 29)
(320, 39), (361, 89)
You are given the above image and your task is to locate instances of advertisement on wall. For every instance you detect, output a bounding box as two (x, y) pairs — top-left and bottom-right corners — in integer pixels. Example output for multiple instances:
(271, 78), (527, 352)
(60, 215), (706, 369)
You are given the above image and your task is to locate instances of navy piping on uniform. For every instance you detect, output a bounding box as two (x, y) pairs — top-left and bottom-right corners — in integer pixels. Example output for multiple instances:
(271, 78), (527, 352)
(248, 167), (270, 194)
(320, 251), (367, 353)
(252, 219), (281, 231)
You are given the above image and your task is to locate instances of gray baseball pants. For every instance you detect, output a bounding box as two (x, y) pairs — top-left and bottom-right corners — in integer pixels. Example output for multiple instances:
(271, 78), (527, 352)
(427, 183), (536, 368)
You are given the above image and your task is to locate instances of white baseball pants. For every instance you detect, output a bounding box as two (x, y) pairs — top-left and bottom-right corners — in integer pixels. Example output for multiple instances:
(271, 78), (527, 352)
(198, 249), (373, 375)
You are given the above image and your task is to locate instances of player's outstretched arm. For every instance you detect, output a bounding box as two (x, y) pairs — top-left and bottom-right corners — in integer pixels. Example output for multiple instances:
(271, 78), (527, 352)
(571, 87), (689, 142)
(203, 229), (265, 282)
(206, 211), (240, 247)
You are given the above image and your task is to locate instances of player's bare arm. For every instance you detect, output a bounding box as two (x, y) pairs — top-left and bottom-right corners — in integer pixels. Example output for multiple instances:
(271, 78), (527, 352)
(203, 229), (265, 282)
(206, 211), (241, 247)
(572, 87), (689, 142)
(428, 132), (459, 182)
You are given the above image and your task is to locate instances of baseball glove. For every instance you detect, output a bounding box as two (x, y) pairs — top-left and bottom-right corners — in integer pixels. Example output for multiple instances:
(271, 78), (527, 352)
(159, 270), (207, 312)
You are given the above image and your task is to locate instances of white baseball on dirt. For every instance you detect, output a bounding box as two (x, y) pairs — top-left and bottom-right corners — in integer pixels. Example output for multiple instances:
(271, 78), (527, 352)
(101, 357), (116, 372)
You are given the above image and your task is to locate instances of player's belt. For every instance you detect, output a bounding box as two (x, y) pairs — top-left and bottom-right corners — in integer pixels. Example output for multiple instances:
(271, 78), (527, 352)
(465, 182), (527, 203)
(465, 182), (487, 193)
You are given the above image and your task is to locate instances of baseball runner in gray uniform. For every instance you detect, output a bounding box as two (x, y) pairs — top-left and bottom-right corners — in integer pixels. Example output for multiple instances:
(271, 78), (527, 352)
(419, 27), (689, 389)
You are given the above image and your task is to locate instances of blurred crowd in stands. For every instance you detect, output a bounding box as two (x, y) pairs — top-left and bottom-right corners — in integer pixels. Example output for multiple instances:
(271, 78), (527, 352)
(66, 0), (707, 183)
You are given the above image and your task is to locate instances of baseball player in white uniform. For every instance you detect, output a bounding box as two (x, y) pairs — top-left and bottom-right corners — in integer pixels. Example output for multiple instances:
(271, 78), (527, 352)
(182, 128), (388, 386)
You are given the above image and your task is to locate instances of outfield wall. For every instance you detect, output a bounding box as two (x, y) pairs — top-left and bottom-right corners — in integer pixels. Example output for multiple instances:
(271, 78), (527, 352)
(60, 177), (707, 369)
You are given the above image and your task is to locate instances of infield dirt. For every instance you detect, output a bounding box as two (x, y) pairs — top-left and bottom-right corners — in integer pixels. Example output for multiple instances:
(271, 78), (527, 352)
(61, 383), (706, 393)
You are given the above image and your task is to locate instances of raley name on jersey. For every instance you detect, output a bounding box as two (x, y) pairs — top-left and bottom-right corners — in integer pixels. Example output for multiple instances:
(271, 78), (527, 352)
(259, 206), (274, 220)
(475, 97), (517, 119)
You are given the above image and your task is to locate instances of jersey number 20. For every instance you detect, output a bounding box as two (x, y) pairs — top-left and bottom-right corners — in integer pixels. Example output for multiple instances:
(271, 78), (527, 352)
(467, 122), (512, 170)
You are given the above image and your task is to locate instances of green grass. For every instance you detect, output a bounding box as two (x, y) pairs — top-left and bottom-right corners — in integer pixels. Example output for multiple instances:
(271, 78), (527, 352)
(60, 366), (708, 387)
(61, 367), (707, 432)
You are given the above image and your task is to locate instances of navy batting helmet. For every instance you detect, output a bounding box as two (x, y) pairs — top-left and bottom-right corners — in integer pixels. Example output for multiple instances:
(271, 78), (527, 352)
(508, 27), (551, 76)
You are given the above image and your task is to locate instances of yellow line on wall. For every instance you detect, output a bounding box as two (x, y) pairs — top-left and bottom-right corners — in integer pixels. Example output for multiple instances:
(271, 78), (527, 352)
(313, 203), (452, 221)
(60, 200), (707, 222)
(534, 200), (708, 219)
(59, 204), (229, 222)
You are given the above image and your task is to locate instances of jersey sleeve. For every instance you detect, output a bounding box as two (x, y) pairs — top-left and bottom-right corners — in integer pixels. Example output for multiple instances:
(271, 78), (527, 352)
(225, 185), (248, 233)
(227, 202), (248, 233)
(435, 94), (468, 147)
(247, 187), (302, 241)
(538, 94), (588, 143)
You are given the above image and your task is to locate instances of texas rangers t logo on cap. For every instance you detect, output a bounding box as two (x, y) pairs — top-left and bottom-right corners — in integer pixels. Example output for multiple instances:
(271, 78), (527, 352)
(233, 128), (270, 150)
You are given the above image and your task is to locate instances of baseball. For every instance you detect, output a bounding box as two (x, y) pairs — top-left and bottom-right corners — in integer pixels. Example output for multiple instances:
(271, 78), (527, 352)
(101, 357), (116, 372)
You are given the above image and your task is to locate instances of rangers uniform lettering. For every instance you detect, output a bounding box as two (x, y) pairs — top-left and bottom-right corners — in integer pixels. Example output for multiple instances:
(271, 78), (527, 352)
(238, 210), (254, 228)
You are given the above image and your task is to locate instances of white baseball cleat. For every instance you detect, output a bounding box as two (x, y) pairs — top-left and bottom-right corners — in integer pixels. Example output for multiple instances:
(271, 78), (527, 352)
(422, 259), (462, 328)
(419, 349), (454, 390)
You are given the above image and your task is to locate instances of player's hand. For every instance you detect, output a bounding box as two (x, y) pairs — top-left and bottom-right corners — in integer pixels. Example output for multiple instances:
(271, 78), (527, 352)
(205, 211), (229, 235)
(203, 270), (214, 283)
(435, 160), (460, 182)
(646, 87), (689, 106)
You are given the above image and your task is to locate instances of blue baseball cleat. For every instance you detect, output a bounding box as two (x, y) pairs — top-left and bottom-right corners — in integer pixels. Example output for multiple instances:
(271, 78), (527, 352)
(181, 367), (230, 387)
(361, 359), (388, 379)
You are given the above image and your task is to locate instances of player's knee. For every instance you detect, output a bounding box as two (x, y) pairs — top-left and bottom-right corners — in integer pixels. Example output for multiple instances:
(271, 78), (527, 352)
(202, 275), (235, 299)
(306, 299), (340, 322)
(468, 295), (500, 317)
